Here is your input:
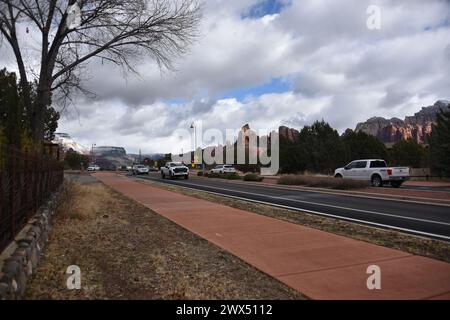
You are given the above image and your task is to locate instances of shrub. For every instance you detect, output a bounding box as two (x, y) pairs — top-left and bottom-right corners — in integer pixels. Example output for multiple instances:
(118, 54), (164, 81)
(243, 173), (264, 182)
(208, 172), (221, 179)
(207, 172), (242, 180)
(197, 171), (204, 176)
(64, 151), (89, 170)
(277, 175), (369, 190)
(226, 172), (242, 180)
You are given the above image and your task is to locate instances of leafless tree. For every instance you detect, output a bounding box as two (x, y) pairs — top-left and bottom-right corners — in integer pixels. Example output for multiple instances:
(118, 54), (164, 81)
(0, 0), (202, 142)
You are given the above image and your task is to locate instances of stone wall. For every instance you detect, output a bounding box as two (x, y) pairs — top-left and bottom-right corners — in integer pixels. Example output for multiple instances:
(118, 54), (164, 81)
(0, 189), (61, 299)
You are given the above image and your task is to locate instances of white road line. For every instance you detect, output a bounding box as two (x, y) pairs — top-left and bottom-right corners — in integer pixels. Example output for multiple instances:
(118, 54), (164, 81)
(161, 182), (450, 241)
(272, 196), (450, 227)
(154, 178), (450, 228)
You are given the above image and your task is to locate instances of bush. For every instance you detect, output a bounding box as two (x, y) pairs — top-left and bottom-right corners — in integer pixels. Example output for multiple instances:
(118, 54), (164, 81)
(197, 171), (204, 176)
(226, 172), (242, 180)
(64, 151), (89, 170)
(207, 172), (242, 180)
(277, 175), (369, 190)
(243, 173), (264, 182)
(207, 172), (221, 179)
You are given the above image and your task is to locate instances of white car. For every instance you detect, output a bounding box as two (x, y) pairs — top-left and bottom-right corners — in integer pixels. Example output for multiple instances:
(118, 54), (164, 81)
(132, 165), (149, 175)
(334, 159), (410, 188)
(161, 162), (189, 179)
(210, 165), (236, 174)
(87, 165), (100, 171)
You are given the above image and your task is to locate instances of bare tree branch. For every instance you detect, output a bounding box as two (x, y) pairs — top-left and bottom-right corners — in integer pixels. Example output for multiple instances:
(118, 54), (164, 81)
(0, 0), (202, 141)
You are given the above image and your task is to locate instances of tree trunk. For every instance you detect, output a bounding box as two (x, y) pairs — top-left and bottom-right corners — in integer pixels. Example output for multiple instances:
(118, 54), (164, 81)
(31, 80), (52, 143)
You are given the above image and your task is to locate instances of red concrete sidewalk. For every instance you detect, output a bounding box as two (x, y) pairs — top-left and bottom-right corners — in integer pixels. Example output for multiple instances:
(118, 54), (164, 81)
(94, 173), (450, 300)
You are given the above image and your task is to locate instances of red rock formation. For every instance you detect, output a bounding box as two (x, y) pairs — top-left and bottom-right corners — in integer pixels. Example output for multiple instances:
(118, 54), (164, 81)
(279, 126), (300, 141)
(355, 100), (449, 144)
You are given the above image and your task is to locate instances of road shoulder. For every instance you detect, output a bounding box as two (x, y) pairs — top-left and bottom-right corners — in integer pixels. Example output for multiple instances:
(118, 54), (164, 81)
(25, 176), (305, 299)
(95, 173), (450, 300)
(136, 176), (450, 263)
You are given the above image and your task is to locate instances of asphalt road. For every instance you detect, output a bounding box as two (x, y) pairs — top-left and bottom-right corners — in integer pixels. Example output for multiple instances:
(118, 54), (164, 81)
(383, 185), (450, 193)
(137, 174), (450, 241)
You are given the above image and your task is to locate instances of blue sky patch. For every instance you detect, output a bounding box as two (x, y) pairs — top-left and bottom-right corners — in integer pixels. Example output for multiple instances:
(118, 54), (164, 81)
(221, 77), (291, 101)
(243, 0), (290, 19)
(164, 98), (189, 105)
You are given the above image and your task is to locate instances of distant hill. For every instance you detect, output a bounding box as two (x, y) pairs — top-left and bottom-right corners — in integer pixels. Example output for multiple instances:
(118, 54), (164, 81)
(277, 100), (450, 144)
(354, 100), (450, 144)
(53, 133), (90, 154)
(128, 153), (165, 161)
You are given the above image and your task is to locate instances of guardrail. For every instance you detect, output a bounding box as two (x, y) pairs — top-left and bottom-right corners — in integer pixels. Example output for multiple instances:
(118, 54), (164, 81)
(0, 145), (64, 253)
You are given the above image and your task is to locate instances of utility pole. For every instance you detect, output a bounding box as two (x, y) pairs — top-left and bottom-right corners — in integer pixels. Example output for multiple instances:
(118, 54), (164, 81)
(190, 122), (196, 167)
(91, 143), (96, 164)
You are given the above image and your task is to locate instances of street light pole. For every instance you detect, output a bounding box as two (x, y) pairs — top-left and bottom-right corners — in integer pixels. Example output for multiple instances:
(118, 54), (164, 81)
(91, 143), (96, 164)
(190, 122), (197, 169)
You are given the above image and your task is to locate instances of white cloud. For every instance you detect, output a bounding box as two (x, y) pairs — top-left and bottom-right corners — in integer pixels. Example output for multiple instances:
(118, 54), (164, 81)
(1, 0), (449, 154)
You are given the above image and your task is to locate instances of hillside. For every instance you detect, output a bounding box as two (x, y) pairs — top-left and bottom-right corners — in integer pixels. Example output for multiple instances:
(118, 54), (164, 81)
(354, 100), (450, 144)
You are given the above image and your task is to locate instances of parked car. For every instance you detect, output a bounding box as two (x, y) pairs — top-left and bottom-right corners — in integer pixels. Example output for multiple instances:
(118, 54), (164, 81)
(148, 166), (159, 172)
(87, 165), (100, 171)
(132, 165), (149, 175)
(210, 164), (236, 174)
(161, 162), (189, 179)
(334, 159), (410, 188)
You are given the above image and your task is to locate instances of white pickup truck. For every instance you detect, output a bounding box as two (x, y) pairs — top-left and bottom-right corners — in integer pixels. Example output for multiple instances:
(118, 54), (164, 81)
(161, 162), (189, 179)
(334, 159), (410, 188)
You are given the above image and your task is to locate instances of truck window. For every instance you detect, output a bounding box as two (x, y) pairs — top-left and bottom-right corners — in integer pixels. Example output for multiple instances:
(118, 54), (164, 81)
(355, 161), (367, 169)
(370, 160), (387, 168)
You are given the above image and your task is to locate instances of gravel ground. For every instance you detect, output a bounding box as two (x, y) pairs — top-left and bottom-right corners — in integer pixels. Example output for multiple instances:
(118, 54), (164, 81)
(24, 177), (305, 300)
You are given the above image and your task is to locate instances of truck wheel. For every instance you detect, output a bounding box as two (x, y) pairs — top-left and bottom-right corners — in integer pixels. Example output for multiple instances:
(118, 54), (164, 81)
(391, 181), (403, 188)
(371, 175), (383, 187)
(161, 172), (165, 179)
(334, 174), (343, 178)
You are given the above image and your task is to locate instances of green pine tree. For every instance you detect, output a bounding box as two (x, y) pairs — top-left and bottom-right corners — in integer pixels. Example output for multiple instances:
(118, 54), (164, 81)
(430, 106), (450, 176)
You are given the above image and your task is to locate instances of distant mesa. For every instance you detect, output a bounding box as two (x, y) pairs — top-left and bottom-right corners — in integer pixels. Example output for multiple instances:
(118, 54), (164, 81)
(354, 100), (450, 144)
(92, 146), (127, 157)
(92, 146), (134, 168)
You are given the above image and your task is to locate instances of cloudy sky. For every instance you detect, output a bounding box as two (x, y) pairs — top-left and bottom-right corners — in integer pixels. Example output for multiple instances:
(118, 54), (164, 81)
(2, 0), (450, 154)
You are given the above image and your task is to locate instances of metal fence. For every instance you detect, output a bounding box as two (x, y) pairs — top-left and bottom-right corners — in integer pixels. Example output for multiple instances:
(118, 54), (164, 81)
(0, 145), (64, 252)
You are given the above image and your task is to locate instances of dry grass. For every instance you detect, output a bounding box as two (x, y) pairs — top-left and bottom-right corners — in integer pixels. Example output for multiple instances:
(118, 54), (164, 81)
(208, 172), (242, 180)
(24, 179), (305, 300)
(136, 179), (450, 263)
(278, 175), (370, 190)
(243, 173), (264, 182)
